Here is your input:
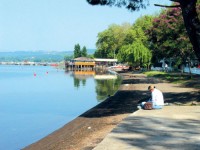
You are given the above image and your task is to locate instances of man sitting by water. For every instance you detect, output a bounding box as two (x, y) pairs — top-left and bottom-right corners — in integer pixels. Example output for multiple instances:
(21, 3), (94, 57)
(138, 85), (164, 109)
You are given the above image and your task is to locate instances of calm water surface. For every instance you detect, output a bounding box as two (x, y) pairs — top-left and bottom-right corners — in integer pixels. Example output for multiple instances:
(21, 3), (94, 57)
(0, 65), (121, 150)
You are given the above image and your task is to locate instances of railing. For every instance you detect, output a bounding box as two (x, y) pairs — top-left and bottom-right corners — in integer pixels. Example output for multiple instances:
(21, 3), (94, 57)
(184, 67), (200, 75)
(151, 67), (173, 72)
(74, 62), (95, 66)
(151, 67), (200, 75)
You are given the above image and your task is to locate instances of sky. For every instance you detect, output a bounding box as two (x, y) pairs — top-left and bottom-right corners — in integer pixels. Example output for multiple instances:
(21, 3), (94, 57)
(0, 0), (171, 52)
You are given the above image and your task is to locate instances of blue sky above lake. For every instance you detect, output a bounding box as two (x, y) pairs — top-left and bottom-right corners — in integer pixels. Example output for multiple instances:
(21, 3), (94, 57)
(0, 0), (171, 52)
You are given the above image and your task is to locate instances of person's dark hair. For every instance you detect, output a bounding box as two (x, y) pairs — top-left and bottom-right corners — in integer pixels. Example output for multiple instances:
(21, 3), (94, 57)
(148, 85), (154, 90)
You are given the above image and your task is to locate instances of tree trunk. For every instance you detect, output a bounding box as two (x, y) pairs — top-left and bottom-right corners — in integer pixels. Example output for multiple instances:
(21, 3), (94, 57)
(188, 58), (193, 79)
(180, 0), (200, 62)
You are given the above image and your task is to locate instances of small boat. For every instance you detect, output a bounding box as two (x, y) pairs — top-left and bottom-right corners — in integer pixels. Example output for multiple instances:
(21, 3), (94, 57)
(108, 65), (129, 71)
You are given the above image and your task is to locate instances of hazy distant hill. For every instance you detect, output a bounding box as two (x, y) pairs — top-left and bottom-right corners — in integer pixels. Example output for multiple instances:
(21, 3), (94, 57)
(0, 49), (95, 62)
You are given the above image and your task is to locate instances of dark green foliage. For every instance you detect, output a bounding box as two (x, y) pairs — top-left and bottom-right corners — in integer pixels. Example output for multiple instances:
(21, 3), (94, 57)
(74, 44), (81, 58)
(82, 46), (87, 57)
(87, 0), (200, 62)
(95, 23), (131, 58)
(87, 0), (149, 11)
(74, 44), (88, 58)
(146, 3), (200, 66)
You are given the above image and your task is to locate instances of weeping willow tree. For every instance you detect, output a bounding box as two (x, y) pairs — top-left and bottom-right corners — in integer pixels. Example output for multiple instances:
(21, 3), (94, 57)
(117, 40), (152, 69)
(117, 16), (153, 70)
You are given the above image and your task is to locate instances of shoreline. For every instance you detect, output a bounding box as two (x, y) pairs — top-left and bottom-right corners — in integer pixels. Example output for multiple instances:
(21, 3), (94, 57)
(23, 72), (141, 150)
(23, 72), (200, 150)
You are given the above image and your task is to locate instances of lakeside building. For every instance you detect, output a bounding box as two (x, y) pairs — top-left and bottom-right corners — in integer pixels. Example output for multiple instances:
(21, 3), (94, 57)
(65, 57), (118, 71)
(94, 58), (117, 67)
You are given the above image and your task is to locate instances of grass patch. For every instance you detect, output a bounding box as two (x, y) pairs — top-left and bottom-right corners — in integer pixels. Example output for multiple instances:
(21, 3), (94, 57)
(144, 71), (166, 77)
(143, 71), (192, 84)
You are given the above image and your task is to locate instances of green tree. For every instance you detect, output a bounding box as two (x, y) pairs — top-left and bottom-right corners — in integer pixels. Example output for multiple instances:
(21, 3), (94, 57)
(64, 55), (73, 61)
(147, 5), (197, 67)
(86, 0), (200, 62)
(133, 15), (154, 47)
(117, 40), (152, 69)
(81, 46), (88, 57)
(95, 23), (131, 58)
(116, 15), (153, 68)
(122, 15), (153, 46)
(74, 44), (81, 58)
(87, 54), (94, 59)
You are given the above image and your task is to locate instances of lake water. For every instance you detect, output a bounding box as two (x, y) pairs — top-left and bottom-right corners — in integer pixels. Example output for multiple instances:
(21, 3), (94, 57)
(0, 65), (121, 150)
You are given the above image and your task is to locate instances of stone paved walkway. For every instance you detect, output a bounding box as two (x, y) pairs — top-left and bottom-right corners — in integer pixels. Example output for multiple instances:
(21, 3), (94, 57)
(93, 106), (200, 150)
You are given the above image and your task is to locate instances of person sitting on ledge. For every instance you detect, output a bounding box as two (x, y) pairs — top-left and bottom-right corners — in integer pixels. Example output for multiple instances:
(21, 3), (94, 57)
(138, 85), (164, 109)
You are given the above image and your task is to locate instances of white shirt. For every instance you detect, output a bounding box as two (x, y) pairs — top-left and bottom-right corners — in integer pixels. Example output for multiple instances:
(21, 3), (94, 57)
(151, 88), (164, 106)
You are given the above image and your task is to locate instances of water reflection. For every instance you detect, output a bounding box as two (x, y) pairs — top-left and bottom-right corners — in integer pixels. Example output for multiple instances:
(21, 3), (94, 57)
(73, 70), (95, 88)
(95, 76), (122, 102)
(66, 70), (122, 101)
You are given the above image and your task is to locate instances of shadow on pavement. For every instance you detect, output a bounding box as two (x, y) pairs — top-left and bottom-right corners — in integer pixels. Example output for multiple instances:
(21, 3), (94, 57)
(110, 115), (200, 149)
(81, 74), (200, 118)
(80, 89), (200, 118)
